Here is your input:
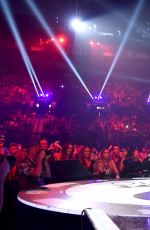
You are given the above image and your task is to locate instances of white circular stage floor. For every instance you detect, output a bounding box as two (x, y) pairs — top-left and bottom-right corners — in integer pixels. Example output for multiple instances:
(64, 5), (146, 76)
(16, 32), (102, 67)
(18, 179), (150, 217)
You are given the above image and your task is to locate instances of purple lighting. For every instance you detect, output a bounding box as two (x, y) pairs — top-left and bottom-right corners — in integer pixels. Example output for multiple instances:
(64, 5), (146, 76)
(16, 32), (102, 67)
(45, 93), (49, 97)
(93, 96), (103, 101)
(147, 94), (150, 103)
(60, 84), (64, 88)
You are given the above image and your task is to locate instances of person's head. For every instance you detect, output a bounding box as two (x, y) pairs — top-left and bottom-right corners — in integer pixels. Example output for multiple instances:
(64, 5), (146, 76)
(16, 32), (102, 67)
(90, 148), (98, 161)
(83, 146), (91, 159)
(78, 146), (91, 165)
(122, 148), (128, 157)
(39, 138), (48, 150)
(101, 148), (110, 160)
(140, 151), (148, 160)
(113, 145), (120, 156)
(119, 151), (124, 158)
(133, 149), (139, 159)
(53, 148), (62, 161)
(62, 144), (74, 155)
(9, 143), (18, 155)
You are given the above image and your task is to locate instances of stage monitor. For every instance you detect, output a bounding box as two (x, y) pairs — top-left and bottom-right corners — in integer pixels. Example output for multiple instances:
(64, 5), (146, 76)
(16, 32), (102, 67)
(50, 160), (89, 182)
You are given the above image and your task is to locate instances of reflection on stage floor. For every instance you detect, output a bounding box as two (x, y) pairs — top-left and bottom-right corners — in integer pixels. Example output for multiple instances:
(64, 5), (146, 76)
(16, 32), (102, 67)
(18, 179), (150, 230)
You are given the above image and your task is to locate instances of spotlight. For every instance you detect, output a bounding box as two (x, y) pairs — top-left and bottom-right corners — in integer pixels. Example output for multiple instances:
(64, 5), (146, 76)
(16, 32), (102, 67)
(60, 84), (64, 88)
(36, 103), (40, 108)
(45, 93), (49, 97)
(59, 37), (64, 43)
(90, 41), (94, 45)
(147, 94), (150, 103)
(49, 104), (51, 108)
(71, 18), (86, 32)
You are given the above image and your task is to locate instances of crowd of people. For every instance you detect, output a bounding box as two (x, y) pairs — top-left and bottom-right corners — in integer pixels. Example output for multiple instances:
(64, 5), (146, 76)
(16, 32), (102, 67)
(0, 135), (150, 194)
(0, 134), (150, 226)
(105, 81), (147, 108)
(0, 135), (150, 211)
(0, 75), (149, 148)
(0, 79), (34, 106)
(0, 75), (150, 229)
(1, 111), (149, 149)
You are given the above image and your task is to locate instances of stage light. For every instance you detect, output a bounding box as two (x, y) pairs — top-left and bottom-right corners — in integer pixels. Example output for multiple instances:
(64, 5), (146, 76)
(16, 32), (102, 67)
(71, 18), (86, 32)
(25, 0), (93, 99)
(51, 38), (54, 41)
(93, 96), (103, 101)
(59, 37), (64, 43)
(90, 41), (94, 45)
(45, 93), (49, 97)
(49, 104), (51, 108)
(36, 103), (40, 108)
(0, 0), (44, 97)
(98, 0), (144, 99)
(60, 84), (64, 88)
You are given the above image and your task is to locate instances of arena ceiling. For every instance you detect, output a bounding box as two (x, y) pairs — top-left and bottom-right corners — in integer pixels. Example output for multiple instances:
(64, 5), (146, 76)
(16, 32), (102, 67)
(0, 0), (149, 36)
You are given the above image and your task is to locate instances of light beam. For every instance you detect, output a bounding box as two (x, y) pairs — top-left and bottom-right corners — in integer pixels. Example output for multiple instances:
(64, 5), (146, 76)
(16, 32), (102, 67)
(98, 0), (145, 98)
(25, 0), (93, 99)
(147, 94), (150, 103)
(0, 0), (44, 97)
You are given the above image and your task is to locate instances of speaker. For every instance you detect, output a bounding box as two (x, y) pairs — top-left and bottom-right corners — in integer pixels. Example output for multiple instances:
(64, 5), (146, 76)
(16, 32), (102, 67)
(50, 160), (90, 182)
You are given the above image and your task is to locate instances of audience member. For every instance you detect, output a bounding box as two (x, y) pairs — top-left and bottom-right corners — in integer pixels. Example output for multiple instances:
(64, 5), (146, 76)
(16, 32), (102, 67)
(94, 148), (119, 178)
(17, 144), (51, 189)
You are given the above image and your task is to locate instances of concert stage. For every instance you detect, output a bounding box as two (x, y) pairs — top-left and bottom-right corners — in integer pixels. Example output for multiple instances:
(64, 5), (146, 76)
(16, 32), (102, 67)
(17, 179), (150, 230)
